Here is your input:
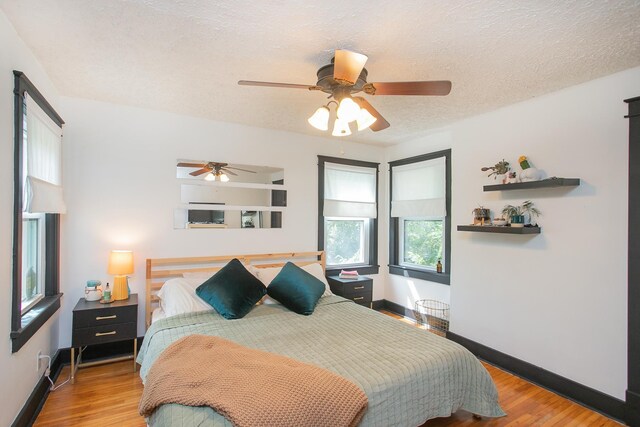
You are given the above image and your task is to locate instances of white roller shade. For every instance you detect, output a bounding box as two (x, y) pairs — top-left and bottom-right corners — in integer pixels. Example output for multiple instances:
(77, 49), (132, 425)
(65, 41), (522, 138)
(24, 94), (66, 214)
(324, 162), (377, 218)
(391, 157), (446, 217)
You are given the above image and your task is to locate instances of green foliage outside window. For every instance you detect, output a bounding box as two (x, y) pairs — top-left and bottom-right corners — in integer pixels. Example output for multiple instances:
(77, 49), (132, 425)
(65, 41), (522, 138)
(403, 219), (443, 269)
(326, 219), (365, 266)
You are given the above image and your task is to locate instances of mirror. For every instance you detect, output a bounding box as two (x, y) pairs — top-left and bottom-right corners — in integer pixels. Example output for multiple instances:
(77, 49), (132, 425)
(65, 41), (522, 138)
(174, 208), (282, 229)
(180, 184), (286, 208)
(175, 160), (286, 229)
(177, 160), (284, 185)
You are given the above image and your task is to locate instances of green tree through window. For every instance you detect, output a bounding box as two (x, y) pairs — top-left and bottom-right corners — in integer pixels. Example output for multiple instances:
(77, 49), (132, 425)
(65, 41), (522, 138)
(325, 219), (366, 266)
(403, 219), (443, 268)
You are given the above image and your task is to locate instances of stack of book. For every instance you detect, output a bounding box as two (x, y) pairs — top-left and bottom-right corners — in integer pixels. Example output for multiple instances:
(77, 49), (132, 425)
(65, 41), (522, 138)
(338, 270), (359, 280)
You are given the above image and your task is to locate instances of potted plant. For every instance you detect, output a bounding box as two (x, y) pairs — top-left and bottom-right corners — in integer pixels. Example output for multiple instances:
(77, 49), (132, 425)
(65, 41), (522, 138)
(481, 159), (510, 183)
(502, 200), (541, 227)
(472, 206), (490, 225)
(518, 155), (542, 182)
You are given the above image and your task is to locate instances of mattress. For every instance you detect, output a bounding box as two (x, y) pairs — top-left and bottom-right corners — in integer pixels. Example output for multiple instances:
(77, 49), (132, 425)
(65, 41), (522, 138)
(138, 296), (505, 426)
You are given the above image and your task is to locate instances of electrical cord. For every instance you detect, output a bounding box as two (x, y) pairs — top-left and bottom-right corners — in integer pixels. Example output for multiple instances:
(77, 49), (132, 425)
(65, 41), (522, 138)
(39, 354), (70, 391)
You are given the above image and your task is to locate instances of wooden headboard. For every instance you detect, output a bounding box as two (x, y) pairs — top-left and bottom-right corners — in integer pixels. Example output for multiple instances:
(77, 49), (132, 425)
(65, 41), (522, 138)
(145, 251), (325, 328)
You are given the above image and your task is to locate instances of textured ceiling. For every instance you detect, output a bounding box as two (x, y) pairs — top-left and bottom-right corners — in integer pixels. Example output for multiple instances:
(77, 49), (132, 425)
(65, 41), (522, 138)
(2, 0), (640, 145)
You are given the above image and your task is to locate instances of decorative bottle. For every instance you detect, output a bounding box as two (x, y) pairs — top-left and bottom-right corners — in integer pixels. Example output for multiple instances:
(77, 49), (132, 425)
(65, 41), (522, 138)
(436, 260), (443, 273)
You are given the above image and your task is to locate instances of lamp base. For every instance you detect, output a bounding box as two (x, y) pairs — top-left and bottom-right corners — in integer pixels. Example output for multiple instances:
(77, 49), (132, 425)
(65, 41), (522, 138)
(112, 276), (129, 301)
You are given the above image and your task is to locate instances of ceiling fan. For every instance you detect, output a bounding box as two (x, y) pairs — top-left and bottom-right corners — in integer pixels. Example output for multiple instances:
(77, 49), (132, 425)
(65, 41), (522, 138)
(177, 161), (256, 182)
(238, 49), (452, 136)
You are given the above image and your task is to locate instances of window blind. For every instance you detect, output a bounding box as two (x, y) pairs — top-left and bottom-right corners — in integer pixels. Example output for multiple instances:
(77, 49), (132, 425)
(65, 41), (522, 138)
(391, 157), (445, 217)
(23, 93), (66, 214)
(324, 162), (377, 218)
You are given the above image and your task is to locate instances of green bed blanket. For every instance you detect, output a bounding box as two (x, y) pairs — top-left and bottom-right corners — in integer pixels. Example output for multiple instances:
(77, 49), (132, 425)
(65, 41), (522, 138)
(138, 296), (505, 426)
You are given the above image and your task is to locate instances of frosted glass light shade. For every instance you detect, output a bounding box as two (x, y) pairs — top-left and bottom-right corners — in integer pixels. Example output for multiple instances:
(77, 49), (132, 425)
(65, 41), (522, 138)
(332, 118), (352, 137)
(204, 172), (216, 181)
(337, 97), (360, 122)
(220, 173), (230, 182)
(356, 108), (377, 131)
(108, 250), (134, 275)
(308, 106), (330, 130)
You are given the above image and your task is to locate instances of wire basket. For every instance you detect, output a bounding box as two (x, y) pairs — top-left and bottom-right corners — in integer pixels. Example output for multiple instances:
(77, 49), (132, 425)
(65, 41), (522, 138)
(413, 299), (450, 337)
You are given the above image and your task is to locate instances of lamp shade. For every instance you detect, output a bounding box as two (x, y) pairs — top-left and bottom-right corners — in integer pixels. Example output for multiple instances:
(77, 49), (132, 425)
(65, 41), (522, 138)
(308, 106), (330, 130)
(220, 173), (229, 182)
(332, 118), (352, 137)
(204, 172), (216, 181)
(337, 97), (360, 122)
(356, 107), (377, 131)
(108, 250), (134, 275)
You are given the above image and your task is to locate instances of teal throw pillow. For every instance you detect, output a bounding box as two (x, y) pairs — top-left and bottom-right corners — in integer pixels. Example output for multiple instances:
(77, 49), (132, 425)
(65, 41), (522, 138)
(267, 262), (325, 315)
(196, 258), (266, 319)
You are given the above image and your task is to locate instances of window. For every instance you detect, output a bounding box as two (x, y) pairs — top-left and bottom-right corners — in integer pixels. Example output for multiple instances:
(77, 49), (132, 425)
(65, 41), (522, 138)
(21, 213), (45, 314)
(11, 71), (65, 353)
(399, 217), (444, 269)
(389, 150), (451, 284)
(318, 156), (379, 275)
(325, 217), (369, 266)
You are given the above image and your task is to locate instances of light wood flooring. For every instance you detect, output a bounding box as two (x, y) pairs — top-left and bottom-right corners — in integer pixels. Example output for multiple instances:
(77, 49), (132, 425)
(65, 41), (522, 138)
(35, 311), (622, 427)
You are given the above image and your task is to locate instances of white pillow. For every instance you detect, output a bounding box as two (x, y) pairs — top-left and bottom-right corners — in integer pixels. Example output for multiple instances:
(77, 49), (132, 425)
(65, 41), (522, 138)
(255, 263), (333, 304)
(156, 278), (212, 318)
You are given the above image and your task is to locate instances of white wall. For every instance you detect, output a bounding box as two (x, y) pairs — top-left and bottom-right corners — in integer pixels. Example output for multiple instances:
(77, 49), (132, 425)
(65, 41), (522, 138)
(384, 67), (640, 400)
(0, 11), (61, 427)
(58, 97), (386, 346)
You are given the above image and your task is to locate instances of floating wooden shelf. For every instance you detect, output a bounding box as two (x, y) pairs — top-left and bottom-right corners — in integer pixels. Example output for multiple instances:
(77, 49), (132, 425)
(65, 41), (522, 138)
(457, 225), (541, 234)
(483, 177), (580, 192)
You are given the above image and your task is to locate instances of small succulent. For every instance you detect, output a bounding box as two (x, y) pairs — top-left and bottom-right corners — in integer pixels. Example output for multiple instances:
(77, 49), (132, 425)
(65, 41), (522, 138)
(481, 159), (510, 178)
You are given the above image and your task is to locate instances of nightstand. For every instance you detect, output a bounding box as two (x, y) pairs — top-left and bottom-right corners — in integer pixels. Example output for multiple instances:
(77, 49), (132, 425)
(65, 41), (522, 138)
(71, 294), (138, 383)
(327, 276), (373, 308)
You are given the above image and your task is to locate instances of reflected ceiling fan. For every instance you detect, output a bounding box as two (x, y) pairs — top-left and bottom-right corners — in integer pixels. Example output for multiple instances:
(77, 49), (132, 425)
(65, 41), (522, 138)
(177, 161), (256, 182)
(238, 49), (452, 136)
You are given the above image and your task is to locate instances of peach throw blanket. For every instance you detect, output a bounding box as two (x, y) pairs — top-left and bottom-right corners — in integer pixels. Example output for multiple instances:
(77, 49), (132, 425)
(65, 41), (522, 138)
(139, 335), (368, 427)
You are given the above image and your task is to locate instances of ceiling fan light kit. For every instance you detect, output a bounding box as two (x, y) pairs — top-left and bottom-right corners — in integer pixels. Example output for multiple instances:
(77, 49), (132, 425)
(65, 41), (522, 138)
(239, 49), (452, 137)
(356, 107), (377, 131)
(308, 106), (330, 131)
(332, 118), (352, 137)
(336, 96), (361, 122)
(178, 161), (256, 182)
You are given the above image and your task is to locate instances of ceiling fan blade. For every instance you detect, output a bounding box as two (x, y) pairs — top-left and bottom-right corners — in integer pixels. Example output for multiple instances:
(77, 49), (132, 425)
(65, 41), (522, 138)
(238, 80), (320, 90)
(225, 166), (257, 173)
(354, 97), (390, 132)
(333, 50), (368, 85)
(365, 81), (452, 96)
(220, 168), (238, 176)
(177, 162), (206, 168)
(190, 168), (211, 177)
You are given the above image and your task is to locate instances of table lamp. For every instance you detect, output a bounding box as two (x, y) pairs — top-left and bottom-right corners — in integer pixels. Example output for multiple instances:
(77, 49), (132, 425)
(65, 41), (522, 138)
(108, 250), (133, 300)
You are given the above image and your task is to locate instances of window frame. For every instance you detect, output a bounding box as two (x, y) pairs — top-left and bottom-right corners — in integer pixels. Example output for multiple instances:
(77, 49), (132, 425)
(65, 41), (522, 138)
(11, 71), (64, 353)
(389, 149), (452, 285)
(318, 155), (380, 276)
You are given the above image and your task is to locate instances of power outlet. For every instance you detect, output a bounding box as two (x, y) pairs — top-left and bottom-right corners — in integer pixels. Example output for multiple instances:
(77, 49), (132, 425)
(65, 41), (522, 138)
(36, 351), (42, 371)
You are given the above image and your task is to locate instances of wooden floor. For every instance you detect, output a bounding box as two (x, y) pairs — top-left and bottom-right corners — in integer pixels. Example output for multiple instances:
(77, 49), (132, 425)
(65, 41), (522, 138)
(35, 311), (622, 427)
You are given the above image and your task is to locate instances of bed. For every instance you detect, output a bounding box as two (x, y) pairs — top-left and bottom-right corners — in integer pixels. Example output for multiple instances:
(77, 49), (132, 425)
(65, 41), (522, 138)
(138, 251), (505, 426)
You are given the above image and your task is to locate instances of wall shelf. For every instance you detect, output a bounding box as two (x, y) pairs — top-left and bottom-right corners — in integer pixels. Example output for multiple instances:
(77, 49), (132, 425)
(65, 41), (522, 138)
(457, 225), (541, 234)
(483, 177), (580, 192)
